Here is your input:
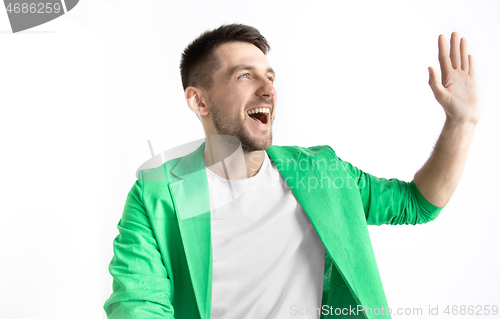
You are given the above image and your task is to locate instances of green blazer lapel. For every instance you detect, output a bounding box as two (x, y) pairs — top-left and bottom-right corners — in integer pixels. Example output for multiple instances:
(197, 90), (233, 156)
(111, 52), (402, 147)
(166, 143), (361, 319)
(265, 145), (358, 299)
(168, 142), (212, 319)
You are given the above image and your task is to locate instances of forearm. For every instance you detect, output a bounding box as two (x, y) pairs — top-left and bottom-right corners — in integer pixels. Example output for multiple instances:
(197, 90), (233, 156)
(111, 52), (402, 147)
(413, 116), (476, 207)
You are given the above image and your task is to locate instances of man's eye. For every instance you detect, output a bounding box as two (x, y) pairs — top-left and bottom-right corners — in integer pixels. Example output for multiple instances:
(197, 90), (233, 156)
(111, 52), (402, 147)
(267, 76), (274, 81)
(240, 73), (249, 78)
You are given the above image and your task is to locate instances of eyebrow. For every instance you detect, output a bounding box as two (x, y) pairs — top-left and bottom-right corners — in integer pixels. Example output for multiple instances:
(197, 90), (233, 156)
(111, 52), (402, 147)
(227, 65), (276, 78)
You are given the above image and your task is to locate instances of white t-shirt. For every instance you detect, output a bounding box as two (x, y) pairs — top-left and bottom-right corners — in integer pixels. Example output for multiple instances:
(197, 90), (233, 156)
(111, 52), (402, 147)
(207, 152), (326, 319)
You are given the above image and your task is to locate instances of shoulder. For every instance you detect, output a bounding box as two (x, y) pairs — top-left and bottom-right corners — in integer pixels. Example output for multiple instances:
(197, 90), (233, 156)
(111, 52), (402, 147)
(137, 156), (184, 185)
(268, 144), (339, 159)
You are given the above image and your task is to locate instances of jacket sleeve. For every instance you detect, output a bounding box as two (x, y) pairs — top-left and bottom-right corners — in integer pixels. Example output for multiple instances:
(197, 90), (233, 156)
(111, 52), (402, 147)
(332, 149), (445, 226)
(103, 175), (175, 318)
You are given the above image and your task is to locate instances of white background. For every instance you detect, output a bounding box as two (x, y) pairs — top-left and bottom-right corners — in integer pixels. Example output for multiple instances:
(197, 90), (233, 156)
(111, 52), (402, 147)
(0, 0), (499, 318)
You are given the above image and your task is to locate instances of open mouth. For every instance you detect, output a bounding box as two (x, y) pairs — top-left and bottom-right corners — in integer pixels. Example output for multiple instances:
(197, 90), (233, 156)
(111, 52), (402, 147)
(247, 108), (270, 125)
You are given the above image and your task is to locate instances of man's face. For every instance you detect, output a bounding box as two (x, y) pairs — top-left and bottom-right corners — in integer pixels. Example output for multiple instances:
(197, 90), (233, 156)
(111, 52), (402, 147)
(205, 41), (277, 153)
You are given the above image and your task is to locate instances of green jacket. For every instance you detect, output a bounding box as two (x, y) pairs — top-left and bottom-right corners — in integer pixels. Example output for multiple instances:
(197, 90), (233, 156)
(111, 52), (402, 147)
(103, 142), (444, 319)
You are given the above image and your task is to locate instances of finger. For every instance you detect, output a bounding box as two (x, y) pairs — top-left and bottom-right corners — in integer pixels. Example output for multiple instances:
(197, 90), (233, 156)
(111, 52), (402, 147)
(438, 34), (452, 81)
(450, 31), (460, 69)
(460, 37), (469, 73)
(428, 66), (446, 102)
(469, 54), (475, 80)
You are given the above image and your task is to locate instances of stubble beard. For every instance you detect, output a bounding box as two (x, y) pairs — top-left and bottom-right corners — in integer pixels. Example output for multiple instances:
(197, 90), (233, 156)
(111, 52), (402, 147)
(209, 96), (273, 153)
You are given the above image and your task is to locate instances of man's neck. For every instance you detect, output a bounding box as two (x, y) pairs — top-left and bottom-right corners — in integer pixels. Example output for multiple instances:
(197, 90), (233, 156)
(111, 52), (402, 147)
(203, 139), (265, 180)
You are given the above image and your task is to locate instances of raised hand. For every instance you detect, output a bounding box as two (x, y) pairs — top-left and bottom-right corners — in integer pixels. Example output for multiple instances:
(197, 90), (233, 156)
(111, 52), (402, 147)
(428, 32), (480, 125)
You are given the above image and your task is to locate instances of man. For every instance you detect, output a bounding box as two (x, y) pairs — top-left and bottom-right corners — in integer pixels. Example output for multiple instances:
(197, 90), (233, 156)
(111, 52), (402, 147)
(103, 24), (480, 319)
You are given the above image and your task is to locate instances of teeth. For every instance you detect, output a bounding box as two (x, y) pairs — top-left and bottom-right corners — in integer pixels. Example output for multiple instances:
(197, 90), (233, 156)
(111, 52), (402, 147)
(247, 108), (270, 115)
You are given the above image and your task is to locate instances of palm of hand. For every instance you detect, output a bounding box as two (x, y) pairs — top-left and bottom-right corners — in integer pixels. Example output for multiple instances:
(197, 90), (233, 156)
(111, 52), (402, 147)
(429, 32), (481, 124)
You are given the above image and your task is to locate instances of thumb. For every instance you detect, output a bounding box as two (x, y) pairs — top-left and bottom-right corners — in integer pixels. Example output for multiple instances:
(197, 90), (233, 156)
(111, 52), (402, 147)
(428, 66), (446, 102)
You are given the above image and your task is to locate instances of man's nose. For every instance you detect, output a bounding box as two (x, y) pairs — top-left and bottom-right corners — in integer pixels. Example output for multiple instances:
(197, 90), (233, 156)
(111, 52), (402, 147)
(256, 78), (276, 99)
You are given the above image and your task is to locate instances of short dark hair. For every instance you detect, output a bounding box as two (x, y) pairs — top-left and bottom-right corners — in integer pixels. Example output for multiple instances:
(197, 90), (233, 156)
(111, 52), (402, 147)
(180, 23), (271, 92)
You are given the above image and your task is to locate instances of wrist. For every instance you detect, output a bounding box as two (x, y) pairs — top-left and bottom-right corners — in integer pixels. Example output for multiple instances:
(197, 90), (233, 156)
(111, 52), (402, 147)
(445, 114), (478, 129)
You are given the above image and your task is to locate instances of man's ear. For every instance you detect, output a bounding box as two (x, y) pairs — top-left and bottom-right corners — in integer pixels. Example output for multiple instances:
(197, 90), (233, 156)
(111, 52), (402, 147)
(185, 86), (208, 117)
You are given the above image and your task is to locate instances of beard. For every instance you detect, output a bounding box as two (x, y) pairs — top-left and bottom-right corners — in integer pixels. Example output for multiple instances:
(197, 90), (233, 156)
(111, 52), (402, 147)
(208, 95), (274, 153)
